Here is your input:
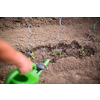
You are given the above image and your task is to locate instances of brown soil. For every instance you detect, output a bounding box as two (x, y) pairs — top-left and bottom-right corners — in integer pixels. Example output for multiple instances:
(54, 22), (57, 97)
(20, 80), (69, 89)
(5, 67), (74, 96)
(0, 17), (100, 84)
(25, 40), (96, 63)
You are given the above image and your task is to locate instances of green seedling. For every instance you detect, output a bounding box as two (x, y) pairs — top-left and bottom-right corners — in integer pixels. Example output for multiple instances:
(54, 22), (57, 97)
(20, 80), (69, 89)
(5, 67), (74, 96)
(57, 50), (59, 52)
(53, 51), (57, 56)
(28, 57), (31, 60)
(28, 52), (35, 60)
(53, 50), (62, 56)
(31, 52), (35, 59)
(78, 48), (85, 53)
(57, 50), (61, 55)
(59, 51), (61, 55)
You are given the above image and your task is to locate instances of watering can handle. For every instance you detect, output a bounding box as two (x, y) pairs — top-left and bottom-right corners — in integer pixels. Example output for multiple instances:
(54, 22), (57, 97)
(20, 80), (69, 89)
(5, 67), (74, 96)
(4, 63), (37, 84)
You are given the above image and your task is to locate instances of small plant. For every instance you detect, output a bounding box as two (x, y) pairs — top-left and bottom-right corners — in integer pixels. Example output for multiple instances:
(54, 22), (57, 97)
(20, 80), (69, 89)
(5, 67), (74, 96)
(28, 57), (31, 60)
(57, 50), (62, 55)
(53, 50), (62, 56)
(78, 48), (85, 54)
(53, 51), (57, 56)
(31, 52), (35, 59)
(28, 52), (35, 60)
(59, 51), (61, 55)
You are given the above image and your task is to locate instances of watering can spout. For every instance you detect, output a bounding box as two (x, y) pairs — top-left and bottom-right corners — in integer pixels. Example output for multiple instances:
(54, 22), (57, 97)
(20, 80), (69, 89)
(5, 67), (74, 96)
(37, 59), (50, 76)
(44, 59), (50, 66)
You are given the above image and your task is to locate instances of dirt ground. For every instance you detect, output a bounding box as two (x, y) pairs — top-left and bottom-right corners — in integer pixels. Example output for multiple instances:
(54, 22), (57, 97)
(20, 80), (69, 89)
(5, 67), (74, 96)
(0, 17), (100, 84)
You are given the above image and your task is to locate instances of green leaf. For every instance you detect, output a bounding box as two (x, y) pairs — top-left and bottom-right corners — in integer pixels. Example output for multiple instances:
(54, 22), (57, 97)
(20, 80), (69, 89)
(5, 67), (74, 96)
(32, 56), (35, 59)
(59, 51), (61, 55)
(82, 51), (85, 53)
(31, 52), (34, 56)
(53, 52), (55, 55)
(28, 57), (31, 60)
(78, 48), (85, 53)
(53, 51), (57, 56)
(78, 49), (81, 51)
(57, 50), (59, 53)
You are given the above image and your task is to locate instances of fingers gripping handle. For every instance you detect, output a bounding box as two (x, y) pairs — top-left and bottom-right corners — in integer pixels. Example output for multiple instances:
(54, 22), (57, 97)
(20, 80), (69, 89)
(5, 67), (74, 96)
(5, 63), (36, 84)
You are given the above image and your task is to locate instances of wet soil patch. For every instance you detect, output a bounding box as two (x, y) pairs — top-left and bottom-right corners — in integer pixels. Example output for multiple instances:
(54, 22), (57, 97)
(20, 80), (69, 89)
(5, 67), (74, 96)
(24, 40), (96, 63)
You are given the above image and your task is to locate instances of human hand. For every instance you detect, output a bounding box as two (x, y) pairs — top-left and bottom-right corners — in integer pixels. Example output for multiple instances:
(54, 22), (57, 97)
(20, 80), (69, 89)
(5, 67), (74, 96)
(18, 58), (33, 75)
(15, 52), (33, 75)
(0, 39), (33, 75)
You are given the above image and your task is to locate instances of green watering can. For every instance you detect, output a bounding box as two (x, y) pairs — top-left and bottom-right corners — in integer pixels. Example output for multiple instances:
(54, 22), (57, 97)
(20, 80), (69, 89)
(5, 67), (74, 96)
(4, 59), (50, 84)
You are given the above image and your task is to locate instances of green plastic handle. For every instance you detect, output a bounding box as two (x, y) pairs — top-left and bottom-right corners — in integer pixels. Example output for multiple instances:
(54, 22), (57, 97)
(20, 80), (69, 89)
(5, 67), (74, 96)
(4, 69), (19, 84)
(5, 63), (36, 84)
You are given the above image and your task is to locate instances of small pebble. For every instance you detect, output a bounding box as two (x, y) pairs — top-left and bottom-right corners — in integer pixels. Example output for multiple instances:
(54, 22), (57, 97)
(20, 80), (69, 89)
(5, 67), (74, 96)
(41, 42), (44, 45)
(16, 44), (19, 46)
